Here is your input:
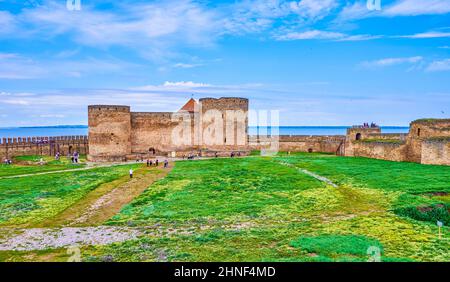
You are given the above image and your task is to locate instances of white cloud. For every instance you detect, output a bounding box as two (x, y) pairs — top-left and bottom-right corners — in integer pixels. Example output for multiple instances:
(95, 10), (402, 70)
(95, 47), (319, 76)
(289, 0), (338, 19)
(1, 0), (221, 62)
(426, 59), (450, 72)
(163, 81), (211, 88)
(274, 29), (382, 41)
(172, 63), (204, 69)
(336, 0), (450, 22)
(384, 0), (450, 16)
(397, 31), (450, 39)
(38, 114), (65, 118)
(275, 29), (344, 40)
(360, 56), (423, 68)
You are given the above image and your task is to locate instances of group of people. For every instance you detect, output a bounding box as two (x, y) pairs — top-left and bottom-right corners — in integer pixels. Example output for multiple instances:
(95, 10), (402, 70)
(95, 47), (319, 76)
(129, 159), (168, 178)
(145, 158), (169, 168)
(3, 158), (12, 165)
(230, 152), (241, 158)
(184, 154), (197, 160)
(362, 122), (378, 128)
(146, 159), (159, 167)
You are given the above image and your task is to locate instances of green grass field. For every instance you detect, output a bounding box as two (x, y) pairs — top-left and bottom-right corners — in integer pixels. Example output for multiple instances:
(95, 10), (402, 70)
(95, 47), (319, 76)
(0, 155), (87, 177)
(0, 163), (141, 227)
(0, 153), (449, 262)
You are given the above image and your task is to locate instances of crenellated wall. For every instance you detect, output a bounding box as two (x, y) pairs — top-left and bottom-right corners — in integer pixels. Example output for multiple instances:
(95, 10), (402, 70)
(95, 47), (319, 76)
(0, 136), (88, 160)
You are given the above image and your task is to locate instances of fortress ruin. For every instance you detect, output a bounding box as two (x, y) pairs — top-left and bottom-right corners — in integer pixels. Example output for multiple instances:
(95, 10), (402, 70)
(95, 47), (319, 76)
(1, 97), (448, 166)
(87, 97), (249, 162)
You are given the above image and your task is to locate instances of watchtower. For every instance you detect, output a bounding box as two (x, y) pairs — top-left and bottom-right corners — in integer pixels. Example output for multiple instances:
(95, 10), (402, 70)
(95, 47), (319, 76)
(88, 105), (132, 162)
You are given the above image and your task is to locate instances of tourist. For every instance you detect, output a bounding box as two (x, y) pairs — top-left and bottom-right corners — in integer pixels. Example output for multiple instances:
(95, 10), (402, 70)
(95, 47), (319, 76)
(55, 152), (60, 160)
(164, 159), (169, 168)
(155, 159), (159, 166)
(129, 168), (133, 178)
(215, 152), (218, 158)
(149, 160), (153, 166)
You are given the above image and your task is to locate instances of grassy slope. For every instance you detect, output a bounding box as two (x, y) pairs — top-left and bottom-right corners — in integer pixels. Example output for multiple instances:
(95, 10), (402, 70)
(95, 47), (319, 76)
(0, 155), (87, 177)
(80, 155), (449, 262)
(0, 164), (141, 227)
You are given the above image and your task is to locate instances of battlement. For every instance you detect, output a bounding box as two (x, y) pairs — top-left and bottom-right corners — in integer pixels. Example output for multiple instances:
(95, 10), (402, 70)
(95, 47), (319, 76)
(199, 97), (249, 111)
(88, 105), (130, 112)
(0, 135), (88, 145)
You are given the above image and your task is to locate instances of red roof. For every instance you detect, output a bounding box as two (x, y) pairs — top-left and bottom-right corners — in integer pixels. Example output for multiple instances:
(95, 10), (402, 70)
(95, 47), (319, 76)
(179, 98), (198, 113)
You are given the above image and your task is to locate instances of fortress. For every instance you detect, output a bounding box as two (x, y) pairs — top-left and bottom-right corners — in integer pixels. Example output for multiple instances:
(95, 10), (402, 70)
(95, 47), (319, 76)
(0, 97), (448, 166)
(87, 97), (249, 162)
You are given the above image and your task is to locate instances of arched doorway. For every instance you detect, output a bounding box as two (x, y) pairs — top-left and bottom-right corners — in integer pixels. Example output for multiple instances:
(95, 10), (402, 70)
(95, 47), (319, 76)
(356, 133), (362, 141)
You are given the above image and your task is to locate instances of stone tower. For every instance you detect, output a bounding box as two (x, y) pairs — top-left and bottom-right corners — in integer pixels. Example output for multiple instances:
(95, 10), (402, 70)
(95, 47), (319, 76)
(199, 97), (249, 151)
(406, 119), (450, 163)
(88, 105), (132, 162)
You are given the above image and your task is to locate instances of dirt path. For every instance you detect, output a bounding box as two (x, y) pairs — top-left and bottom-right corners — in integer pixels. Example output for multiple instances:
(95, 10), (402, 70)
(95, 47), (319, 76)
(40, 164), (173, 227)
(0, 226), (142, 251)
(278, 161), (338, 188)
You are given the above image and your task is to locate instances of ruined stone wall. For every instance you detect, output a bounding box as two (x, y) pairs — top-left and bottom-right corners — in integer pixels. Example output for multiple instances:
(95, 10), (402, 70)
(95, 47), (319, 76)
(88, 105), (131, 162)
(406, 119), (450, 163)
(249, 135), (345, 154)
(0, 136), (88, 160)
(366, 133), (407, 141)
(421, 140), (450, 165)
(344, 127), (382, 157)
(350, 141), (408, 162)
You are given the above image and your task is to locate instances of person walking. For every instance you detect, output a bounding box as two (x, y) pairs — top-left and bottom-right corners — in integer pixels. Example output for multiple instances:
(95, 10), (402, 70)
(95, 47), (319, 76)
(164, 159), (169, 168)
(129, 168), (133, 178)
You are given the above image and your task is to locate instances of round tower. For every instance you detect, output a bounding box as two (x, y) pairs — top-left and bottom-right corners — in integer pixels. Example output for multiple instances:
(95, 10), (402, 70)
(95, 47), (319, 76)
(199, 97), (249, 150)
(88, 105), (131, 162)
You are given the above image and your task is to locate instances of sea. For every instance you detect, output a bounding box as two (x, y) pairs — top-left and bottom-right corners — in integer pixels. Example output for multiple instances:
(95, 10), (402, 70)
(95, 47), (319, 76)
(0, 125), (410, 139)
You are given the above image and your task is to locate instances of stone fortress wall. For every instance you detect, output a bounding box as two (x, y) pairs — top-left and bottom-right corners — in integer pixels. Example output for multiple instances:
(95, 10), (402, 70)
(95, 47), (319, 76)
(344, 119), (450, 165)
(87, 97), (250, 162)
(1, 95), (448, 166)
(0, 136), (88, 160)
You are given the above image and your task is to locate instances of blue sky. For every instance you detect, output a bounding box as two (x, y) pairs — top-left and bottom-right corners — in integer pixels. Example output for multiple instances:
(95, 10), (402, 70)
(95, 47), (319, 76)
(0, 0), (449, 127)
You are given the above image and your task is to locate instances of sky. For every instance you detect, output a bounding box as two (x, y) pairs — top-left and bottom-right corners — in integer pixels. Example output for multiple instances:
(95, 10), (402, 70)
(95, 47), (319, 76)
(0, 0), (449, 127)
